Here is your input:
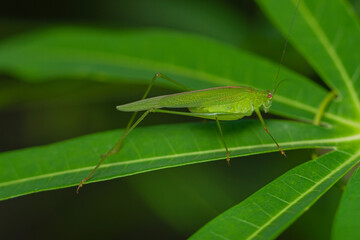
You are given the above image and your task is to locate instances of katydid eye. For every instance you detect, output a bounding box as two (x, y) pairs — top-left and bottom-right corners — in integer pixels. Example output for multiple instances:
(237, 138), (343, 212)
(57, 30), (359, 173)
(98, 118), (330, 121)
(267, 91), (272, 99)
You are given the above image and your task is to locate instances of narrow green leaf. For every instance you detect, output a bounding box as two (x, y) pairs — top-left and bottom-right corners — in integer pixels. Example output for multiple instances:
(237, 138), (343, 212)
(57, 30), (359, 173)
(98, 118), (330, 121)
(0, 120), (353, 201)
(257, 0), (360, 120)
(332, 165), (360, 240)
(0, 27), (331, 125)
(190, 149), (360, 240)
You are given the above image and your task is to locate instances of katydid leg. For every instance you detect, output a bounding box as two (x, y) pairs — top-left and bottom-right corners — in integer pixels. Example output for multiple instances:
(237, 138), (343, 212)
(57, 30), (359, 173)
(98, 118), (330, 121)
(215, 115), (230, 166)
(126, 72), (192, 130)
(77, 109), (151, 193)
(152, 109), (231, 164)
(255, 109), (286, 157)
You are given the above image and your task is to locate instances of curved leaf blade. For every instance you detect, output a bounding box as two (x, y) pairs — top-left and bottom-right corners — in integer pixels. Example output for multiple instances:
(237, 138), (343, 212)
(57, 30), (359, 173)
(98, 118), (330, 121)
(0, 120), (355, 201)
(0, 27), (332, 125)
(332, 165), (360, 240)
(257, 0), (360, 120)
(190, 148), (360, 240)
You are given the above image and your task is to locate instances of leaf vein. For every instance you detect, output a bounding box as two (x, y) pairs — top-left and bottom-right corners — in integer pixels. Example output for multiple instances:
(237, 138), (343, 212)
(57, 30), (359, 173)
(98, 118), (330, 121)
(266, 193), (290, 205)
(294, 0), (360, 113)
(231, 217), (260, 229)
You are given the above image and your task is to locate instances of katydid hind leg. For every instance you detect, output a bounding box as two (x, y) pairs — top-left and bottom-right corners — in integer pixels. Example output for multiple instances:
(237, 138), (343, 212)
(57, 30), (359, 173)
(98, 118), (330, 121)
(255, 109), (286, 157)
(76, 109), (152, 193)
(155, 72), (192, 92)
(215, 115), (231, 166)
(126, 72), (192, 130)
(115, 73), (164, 159)
(77, 73), (191, 193)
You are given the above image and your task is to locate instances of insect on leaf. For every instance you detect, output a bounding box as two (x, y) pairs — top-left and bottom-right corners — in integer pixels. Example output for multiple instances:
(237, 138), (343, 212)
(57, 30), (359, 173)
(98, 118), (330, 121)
(0, 0), (359, 239)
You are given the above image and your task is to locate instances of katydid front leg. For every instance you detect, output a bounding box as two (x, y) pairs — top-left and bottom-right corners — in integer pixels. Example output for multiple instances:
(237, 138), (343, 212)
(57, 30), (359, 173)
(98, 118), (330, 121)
(151, 109), (231, 165)
(255, 109), (286, 157)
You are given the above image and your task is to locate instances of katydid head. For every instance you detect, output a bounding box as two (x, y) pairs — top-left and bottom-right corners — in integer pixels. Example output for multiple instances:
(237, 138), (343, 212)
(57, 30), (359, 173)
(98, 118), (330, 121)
(264, 79), (286, 112)
(263, 90), (273, 113)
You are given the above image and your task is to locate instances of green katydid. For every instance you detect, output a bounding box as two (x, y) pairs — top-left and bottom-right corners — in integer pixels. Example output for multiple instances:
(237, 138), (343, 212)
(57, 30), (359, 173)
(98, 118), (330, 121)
(77, 0), (302, 193)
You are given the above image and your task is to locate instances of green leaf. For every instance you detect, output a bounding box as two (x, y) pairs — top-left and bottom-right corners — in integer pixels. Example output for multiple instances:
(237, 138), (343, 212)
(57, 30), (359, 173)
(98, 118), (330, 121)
(332, 165), (360, 240)
(257, 0), (360, 121)
(0, 0), (360, 238)
(0, 120), (351, 201)
(190, 149), (360, 240)
(1, 26), (359, 128)
(0, 27), (329, 124)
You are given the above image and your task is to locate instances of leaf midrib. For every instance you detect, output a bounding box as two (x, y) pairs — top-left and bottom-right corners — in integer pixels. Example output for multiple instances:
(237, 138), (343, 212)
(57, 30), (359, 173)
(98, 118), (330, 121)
(275, 95), (360, 128)
(1, 133), (360, 189)
(245, 149), (360, 240)
(291, 0), (360, 114)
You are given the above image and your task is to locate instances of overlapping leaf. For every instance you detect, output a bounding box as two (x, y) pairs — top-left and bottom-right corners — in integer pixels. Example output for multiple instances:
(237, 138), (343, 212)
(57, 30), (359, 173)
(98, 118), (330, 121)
(257, 0), (360, 121)
(0, 26), (328, 124)
(332, 163), (360, 240)
(191, 148), (360, 239)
